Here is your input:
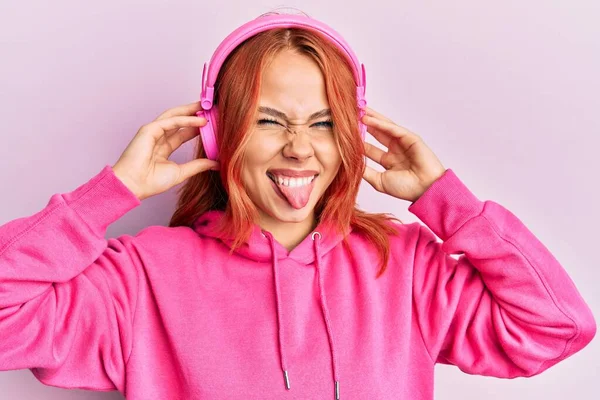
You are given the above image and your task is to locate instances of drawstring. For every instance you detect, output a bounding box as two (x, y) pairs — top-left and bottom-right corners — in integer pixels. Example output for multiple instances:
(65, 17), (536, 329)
(313, 231), (341, 400)
(265, 231), (291, 390)
(263, 230), (340, 400)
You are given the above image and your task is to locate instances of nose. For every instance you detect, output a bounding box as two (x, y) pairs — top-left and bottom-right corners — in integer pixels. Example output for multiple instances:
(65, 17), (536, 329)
(282, 129), (314, 161)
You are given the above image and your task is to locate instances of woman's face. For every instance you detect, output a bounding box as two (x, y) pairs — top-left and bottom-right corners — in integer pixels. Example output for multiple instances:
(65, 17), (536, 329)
(241, 49), (342, 224)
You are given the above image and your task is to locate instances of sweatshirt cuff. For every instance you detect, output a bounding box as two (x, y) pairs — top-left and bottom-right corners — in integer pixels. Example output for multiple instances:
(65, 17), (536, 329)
(62, 165), (142, 235)
(407, 168), (485, 241)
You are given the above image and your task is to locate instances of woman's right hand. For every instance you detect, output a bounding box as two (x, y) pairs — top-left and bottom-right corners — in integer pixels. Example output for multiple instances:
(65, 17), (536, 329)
(111, 101), (220, 201)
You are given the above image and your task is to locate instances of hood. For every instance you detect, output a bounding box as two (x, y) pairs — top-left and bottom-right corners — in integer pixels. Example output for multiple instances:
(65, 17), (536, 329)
(191, 209), (348, 399)
(192, 210), (347, 264)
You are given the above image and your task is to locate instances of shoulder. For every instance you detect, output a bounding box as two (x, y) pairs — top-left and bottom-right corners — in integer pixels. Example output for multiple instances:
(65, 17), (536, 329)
(117, 224), (220, 284)
(133, 224), (197, 241)
(344, 216), (424, 259)
(135, 224), (197, 238)
(124, 224), (206, 256)
(347, 216), (422, 244)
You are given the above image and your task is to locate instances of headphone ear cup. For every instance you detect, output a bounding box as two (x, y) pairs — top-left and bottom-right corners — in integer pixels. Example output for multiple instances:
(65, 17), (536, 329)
(197, 106), (220, 160)
(209, 105), (219, 159)
(358, 108), (367, 141)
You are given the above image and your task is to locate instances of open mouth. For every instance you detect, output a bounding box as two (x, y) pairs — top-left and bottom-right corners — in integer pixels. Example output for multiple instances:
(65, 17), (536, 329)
(266, 172), (317, 187)
(266, 171), (319, 209)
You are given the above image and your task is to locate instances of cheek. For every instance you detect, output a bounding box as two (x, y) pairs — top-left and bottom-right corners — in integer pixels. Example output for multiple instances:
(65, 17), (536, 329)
(241, 134), (282, 187)
(315, 139), (342, 173)
(245, 132), (284, 164)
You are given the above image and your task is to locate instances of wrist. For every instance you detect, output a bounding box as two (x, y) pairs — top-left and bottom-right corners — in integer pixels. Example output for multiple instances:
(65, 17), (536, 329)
(111, 166), (145, 201)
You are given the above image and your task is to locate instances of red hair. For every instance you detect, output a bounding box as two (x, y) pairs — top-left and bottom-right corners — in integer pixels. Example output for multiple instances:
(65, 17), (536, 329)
(169, 28), (402, 277)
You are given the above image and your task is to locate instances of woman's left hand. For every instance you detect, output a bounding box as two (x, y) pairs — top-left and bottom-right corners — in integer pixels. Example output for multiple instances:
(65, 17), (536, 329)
(361, 107), (447, 203)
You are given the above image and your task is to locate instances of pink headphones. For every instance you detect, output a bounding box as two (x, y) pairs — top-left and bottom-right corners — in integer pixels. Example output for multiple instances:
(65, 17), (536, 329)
(196, 13), (368, 161)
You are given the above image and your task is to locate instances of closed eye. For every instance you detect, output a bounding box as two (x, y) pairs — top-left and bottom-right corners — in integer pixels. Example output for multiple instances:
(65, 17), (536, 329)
(257, 118), (334, 129)
(257, 118), (283, 126)
(311, 120), (334, 128)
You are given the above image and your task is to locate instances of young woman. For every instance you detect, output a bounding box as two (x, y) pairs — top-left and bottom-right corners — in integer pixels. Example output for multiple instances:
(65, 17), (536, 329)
(0, 12), (595, 400)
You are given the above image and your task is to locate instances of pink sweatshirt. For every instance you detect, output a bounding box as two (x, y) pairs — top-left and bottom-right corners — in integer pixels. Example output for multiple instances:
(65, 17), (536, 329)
(0, 165), (596, 399)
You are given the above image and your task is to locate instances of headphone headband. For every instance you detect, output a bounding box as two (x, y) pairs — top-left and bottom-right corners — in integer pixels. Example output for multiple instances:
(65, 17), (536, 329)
(201, 14), (367, 110)
(197, 13), (368, 160)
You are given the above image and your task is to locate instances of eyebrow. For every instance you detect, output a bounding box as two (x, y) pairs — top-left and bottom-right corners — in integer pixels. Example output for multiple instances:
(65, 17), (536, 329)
(257, 106), (331, 121)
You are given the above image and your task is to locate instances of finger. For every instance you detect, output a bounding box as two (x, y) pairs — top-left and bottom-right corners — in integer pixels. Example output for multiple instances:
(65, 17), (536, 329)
(365, 106), (394, 123)
(176, 158), (221, 185)
(145, 116), (207, 141)
(363, 142), (387, 167)
(363, 115), (420, 147)
(364, 120), (391, 147)
(155, 101), (203, 121)
(155, 126), (201, 159)
(362, 165), (384, 192)
(165, 125), (201, 150)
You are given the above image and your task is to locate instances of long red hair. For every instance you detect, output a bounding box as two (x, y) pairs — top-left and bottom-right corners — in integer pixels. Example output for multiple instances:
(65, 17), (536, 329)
(169, 27), (402, 277)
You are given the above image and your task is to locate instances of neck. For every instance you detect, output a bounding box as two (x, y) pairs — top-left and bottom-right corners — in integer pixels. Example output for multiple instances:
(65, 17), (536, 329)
(258, 210), (317, 251)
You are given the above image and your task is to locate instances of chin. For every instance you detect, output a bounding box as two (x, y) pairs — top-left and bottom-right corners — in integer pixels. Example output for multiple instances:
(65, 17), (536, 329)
(269, 202), (316, 223)
(259, 187), (322, 223)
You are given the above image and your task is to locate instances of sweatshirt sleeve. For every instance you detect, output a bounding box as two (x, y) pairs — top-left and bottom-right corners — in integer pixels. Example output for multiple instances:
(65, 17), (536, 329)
(408, 168), (596, 378)
(0, 165), (143, 392)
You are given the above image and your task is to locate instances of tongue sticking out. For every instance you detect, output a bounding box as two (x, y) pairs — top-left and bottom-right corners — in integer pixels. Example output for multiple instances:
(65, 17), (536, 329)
(276, 180), (315, 209)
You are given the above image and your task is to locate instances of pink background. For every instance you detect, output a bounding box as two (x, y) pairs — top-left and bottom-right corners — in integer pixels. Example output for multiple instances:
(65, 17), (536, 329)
(1, 0), (598, 399)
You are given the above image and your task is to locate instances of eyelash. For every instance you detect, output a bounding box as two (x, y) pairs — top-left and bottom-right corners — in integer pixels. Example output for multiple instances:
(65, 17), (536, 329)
(257, 118), (334, 128)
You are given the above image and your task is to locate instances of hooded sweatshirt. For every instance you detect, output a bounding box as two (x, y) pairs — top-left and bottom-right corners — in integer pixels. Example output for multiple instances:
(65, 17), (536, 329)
(0, 164), (596, 400)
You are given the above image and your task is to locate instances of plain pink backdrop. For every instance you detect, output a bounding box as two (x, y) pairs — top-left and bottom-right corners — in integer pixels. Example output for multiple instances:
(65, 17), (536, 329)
(0, 0), (598, 399)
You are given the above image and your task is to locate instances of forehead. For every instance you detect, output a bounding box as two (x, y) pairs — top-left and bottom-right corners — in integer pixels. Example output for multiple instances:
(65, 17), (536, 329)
(258, 50), (328, 118)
